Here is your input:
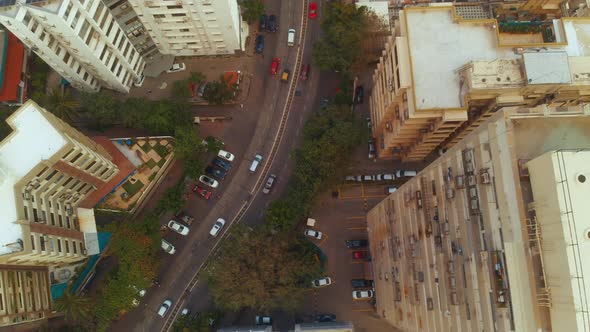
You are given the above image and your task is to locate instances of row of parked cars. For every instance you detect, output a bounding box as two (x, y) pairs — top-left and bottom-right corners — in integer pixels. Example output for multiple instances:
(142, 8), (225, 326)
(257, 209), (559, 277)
(345, 170), (417, 183)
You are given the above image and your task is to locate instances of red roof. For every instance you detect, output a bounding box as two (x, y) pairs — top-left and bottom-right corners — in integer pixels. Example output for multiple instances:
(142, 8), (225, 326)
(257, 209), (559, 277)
(0, 32), (24, 102)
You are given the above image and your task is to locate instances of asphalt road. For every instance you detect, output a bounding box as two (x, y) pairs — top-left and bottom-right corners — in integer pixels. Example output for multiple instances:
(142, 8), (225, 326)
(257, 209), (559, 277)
(109, 0), (332, 331)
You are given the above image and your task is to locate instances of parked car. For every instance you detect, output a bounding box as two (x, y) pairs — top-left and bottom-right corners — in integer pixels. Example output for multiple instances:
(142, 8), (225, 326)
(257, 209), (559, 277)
(309, 2), (318, 19)
(157, 299), (173, 317)
(352, 251), (369, 260)
(368, 140), (376, 159)
(316, 314), (336, 323)
(395, 170), (418, 178)
(181, 308), (190, 315)
(268, 14), (278, 32)
(366, 117), (372, 129)
(300, 64), (310, 80)
(376, 174), (395, 181)
(386, 186), (397, 194)
(255, 315), (272, 325)
(352, 289), (374, 299)
(346, 239), (368, 248)
(167, 63), (186, 73)
(211, 158), (231, 172)
(304, 229), (322, 240)
(161, 239), (176, 255)
(311, 277), (332, 288)
(344, 175), (356, 182)
(351, 279), (373, 288)
(193, 185), (212, 200)
(217, 149), (235, 162)
(168, 220), (189, 235)
(209, 218), (226, 237)
(270, 57), (281, 75)
(199, 175), (219, 188)
(355, 85), (364, 104)
(262, 174), (277, 194)
(197, 81), (209, 97)
(205, 166), (227, 180)
(362, 175), (375, 182)
(255, 34), (265, 54)
(259, 14), (268, 31)
(175, 211), (194, 225)
(133, 74), (145, 87)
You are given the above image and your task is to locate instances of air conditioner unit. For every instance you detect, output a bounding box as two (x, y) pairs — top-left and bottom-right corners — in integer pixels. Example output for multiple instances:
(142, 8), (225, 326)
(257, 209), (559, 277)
(446, 188), (455, 199)
(480, 171), (491, 184)
(467, 175), (476, 187)
(455, 175), (465, 188)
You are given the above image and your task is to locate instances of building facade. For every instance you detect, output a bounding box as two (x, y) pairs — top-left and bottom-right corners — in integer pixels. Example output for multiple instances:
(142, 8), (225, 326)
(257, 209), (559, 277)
(127, 0), (244, 56)
(0, 0), (145, 93)
(0, 265), (52, 326)
(369, 4), (590, 161)
(366, 104), (590, 331)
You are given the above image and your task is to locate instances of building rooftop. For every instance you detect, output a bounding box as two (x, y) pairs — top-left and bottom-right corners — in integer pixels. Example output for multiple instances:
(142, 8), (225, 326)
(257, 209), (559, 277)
(0, 101), (67, 255)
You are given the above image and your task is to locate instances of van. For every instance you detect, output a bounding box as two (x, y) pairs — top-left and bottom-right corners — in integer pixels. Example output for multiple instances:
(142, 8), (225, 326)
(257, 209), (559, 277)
(250, 154), (263, 173)
(287, 29), (296, 46)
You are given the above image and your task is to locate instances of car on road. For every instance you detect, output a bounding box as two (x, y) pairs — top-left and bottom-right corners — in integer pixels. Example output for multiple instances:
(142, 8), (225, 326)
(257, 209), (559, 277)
(193, 185), (212, 200)
(355, 85), (364, 104)
(167, 63), (186, 73)
(255, 34), (264, 54)
(199, 175), (219, 188)
(362, 175), (375, 182)
(346, 239), (368, 248)
(386, 186), (397, 194)
(249, 154), (263, 173)
(300, 64), (310, 80)
(205, 166), (227, 180)
(281, 69), (290, 82)
(315, 314), (336, 322)
(287, 28), (296, 46)
(309, 2), (318, 19)
(168, 220), (189, 235)
(255, 315), (272, 325)
(351, 279), (373, 288)
(344, 175), (357, 182)
(157, 299), (173, 317)
(218, 149), (235, 162)
(304, 229), (322, 240)
(352, 251), (369, 260)
(209, 218), (226, 237)
(161, 239), (176, 255)
(262, 174), (277, 194)
(270, 57), (280, 75)
(268, 15), (278, 32)
(311, 277), (332, 288)
(259, 14), (268, 31)
(213, 157), (232, 171)
(133, 74), (145, 87)
(352, 289), (374, 299)
(368, 139), (376, 159)
(395, 170), (418, 178)
(376, 174), (395, 181)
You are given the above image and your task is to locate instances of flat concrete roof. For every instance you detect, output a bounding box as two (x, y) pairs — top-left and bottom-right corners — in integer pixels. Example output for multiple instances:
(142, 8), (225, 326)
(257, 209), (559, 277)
(523, 52), (571, 84)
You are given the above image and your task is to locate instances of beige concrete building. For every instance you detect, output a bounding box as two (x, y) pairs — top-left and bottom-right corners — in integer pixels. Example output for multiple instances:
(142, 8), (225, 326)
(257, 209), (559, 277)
(367, 104), (590, 331)
(369, 3), (590, 161)
(0, 265), (52, 326)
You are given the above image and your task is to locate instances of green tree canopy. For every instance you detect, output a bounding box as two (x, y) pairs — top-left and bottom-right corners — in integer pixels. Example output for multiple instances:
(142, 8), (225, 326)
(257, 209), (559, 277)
(53, 288), (93, 323)
(202, 75), (238, 105)
(80, 92), (118, 130)
(240, 0), (265, 24)
(44, 88), (80, 123)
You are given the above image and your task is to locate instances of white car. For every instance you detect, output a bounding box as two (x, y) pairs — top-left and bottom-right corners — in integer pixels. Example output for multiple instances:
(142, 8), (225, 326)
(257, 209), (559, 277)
(386, 186), (397, 194)
(161, 239), (176, 255)
(209, 218), (226, 237)
(199, 175), (219, 188)
(395, 170), (417, 178)
(376, 174), (395, 181)
(167, 63), (186, 73)
(311, 277), (332, 288)
(218, 149), (235, 162)
(133, 74), (145, 87)
(181, 308), (190, 315)
(262, 174), (277, 194)
(158, 299), (173, 317)
(304, 229), (322, 240)
(352, 289), (374, 299)
(167, 220), (189, 235)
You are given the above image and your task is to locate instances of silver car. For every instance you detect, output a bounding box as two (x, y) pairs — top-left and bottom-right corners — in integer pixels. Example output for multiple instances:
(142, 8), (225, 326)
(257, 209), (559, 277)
(262, 174), (277, 194)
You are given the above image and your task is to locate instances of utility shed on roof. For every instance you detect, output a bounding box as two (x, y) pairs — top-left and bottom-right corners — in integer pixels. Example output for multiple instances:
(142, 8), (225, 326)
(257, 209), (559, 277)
(523, 52), (571, 84)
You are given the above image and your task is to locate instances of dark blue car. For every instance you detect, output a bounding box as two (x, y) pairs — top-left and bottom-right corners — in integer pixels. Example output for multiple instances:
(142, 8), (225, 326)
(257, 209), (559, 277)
(212, 157), (231, 171)
(255, 35), (265, 54)
(259, 14), (268, 31)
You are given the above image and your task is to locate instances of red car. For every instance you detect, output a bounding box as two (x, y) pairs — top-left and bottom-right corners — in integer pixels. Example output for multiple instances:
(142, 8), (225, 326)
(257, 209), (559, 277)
(270, 57), (281, 75)
(300, 64), (310, 80)
(193, 185), (212, 200)
(309, 2), (317, 19)
(352, 251), (369, 260)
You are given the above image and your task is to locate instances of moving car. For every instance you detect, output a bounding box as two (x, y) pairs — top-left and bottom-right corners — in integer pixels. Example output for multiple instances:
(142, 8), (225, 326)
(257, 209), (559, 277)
(304, 229), (322, 240)
(262, 174), (277, 194)
(352, 289), (374, 299)
(218, 149), (235, 162)
(309, 2), (318, 19)
(133, 74), (145, 87)
(351, 279), (373, 288)
(300, 64), (310, 80)
(287, 28), (296, 46)
(355, 85), (364, 104)
(205, 166), (227, 180)
(352, 251), (369, 260)
(157, 299), (173, 317)
(161, 239), (176, 255)
(209, 218), (226, 237)
(193, 185), (212, 200)
(249, 154), (263, 173)
(311, 277), (332, 288)
(167, 63), (186, 73)
(281, 69), (290, 82)
(268, 14), (278, 32)
(199, 175), (219, 188)
(255, 315), (272, 325)
(270, 57), (281, 75)
(395, 170), (418, 178)
(168, 220), (189, 235)
(346, 239), (368, 248)
(255, 34), (265, 54)
(259, 14), (268, 31)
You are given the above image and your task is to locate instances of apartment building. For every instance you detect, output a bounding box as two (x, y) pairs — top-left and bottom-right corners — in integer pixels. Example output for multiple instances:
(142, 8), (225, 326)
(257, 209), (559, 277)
(369, 3), (590, 161)
(0, 0), (145, 93)
(127, 0), (244, 56)
(0, 265), (52, 326)
(366, 104), (590, 331)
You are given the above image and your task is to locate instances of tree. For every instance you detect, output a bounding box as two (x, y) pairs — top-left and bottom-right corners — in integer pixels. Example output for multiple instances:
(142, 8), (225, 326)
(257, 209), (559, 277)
(172, 80), (192, 99)
(53, 288), (93, 323)
(265, 199), (300, 231)
(174, 125), (207, 179)
(80, 92), (118, 130)
(204, 135), (224, 153)
(207, 227), (322, 312)
(240, 0), (264, 24)
(172, 311), (218, 332)
(156, 183), (187, 215)
(44, 88), (80, 123)
(202, 76), (237, 105)
(188, 71), (206, 85)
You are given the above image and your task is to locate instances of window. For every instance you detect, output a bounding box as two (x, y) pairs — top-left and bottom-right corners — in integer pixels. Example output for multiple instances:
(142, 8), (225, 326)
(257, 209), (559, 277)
(70, 152), (83, 163)
(73, 241), (77, 254)
(64, 3), (73, 18)
(65, 241), (69, 253)
(33, 208), (38, 222)
(93, 2), (105, 22)
(36, 166), (48, 177)
(70, 12), (80, 29)
(63, 52), (70, 64)
(153, 14), (165, 19)
(172, 13), (186, 17)
(30, 235), (35, 251)
(167, 5), (182, 9)
(58, 215), (63, 227)
(78, 21), (90, 39)
(63, 177), (73, 187)
(40, 237), (46, 251)
(45, 170), (57, 181)
(57, 239), (62, 253)
(85, 161), (96, 171)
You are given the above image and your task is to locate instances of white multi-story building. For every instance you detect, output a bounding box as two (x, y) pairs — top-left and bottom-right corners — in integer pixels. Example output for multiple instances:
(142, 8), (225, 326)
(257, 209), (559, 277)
(0, 0), (145, 93)
(128, 0), (245, 56)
